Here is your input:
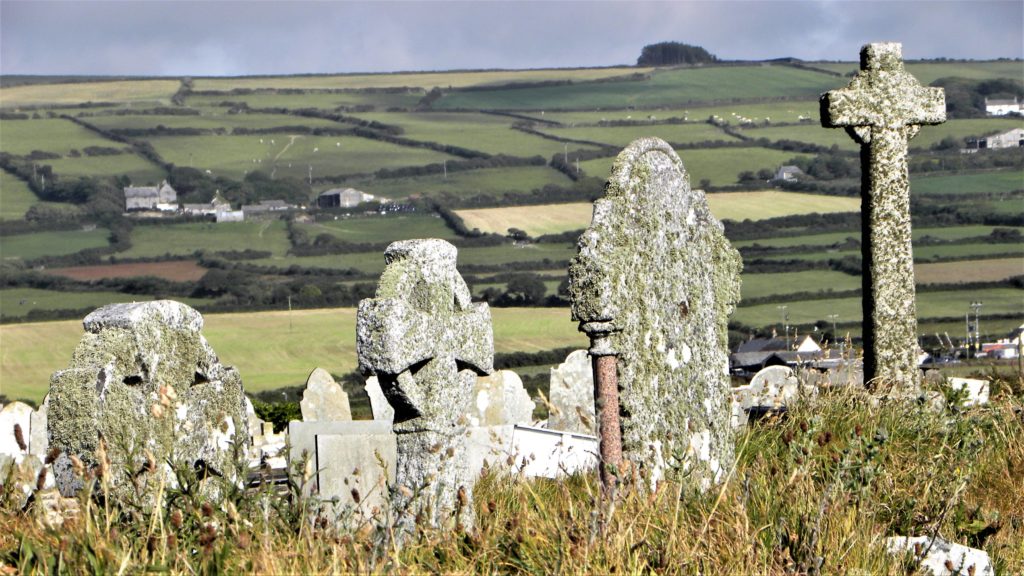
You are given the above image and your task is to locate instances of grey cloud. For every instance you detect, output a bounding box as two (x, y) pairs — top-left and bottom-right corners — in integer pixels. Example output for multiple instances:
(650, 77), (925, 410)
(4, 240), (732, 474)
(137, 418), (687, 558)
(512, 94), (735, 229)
(1, 0), (1020, 76)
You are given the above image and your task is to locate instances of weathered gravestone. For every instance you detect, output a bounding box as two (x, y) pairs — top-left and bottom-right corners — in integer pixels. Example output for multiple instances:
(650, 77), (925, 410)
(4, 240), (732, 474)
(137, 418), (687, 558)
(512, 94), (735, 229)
(821, 42), (945, 393)
(300, 367), (352, 422)
(357, 239), (494, 527)
(467, 370), (535, 428)
(547, 349), (597, 435)
(569, 137), (742, 489)
(48, 301), (249, 499)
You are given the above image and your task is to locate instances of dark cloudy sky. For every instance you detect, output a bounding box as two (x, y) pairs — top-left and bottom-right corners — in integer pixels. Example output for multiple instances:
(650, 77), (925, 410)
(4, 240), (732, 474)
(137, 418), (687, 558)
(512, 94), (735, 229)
(2, 1), (1021, 76)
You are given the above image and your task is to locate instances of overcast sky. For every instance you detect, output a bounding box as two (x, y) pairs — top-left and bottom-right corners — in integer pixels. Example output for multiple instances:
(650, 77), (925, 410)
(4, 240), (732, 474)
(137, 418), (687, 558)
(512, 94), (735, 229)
(2, 1), (1021, 77)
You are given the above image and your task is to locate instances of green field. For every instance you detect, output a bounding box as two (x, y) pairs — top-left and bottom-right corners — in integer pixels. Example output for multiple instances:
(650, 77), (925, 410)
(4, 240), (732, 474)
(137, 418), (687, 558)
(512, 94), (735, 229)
(186, 90), (423, 111)
(0, 172), (38, 220)
(119, 221), (291, 259)
(580, 147), (812, 186)
(911, 118), (1024, 149)
(0, 79), (180, 108)
(149, 133), (456, 180)
(0, 306), (587, 403)
(191, 67), (652, 92)
(807, 61), (1024, 84)
(740, 270), (862, 300)
(44, 153), (166, 183)
(737, 124), (859, 151)
(297, 214), (458, 243)
(912, 170), (1024, 195)
(435, 65), (845, 110)
(537, 122), (740, 148)
(1, 227), (110, 260)
(84, 111), (342, 132)
(536, 101), (822, 126)
(707, 191), (860, 221)
(351, 111), (595, 157)
(0, 118), (123, 156)
(735, 225), (1024, 250)
(345, 165), (572, 200)
(0, 288), (212, 321)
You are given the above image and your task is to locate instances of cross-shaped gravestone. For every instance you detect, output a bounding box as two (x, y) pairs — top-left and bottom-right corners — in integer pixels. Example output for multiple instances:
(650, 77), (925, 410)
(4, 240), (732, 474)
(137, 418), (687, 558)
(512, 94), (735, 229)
(357, 239), (493, 528)
(821, 42), (945, 393)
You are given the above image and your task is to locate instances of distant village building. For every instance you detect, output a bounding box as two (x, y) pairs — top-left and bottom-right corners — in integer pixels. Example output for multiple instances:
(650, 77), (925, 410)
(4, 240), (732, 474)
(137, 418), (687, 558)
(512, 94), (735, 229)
(317, 187), (383, 209)
(730, 334), (824, 373)
(978, 323), (1024, 359)
(241, 199), (297, 220)
(984, 97), (1022, 116)
(216, 210), (244, 223)
(964, 127), (1024, 152)
(774, 165), (804, 182)
(124, 180), (177, 212)
(181, 192), (231, 217)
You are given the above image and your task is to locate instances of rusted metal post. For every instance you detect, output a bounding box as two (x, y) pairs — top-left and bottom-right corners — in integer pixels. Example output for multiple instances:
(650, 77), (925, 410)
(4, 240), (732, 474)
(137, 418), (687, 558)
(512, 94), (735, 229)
(583, 322), (621, 494)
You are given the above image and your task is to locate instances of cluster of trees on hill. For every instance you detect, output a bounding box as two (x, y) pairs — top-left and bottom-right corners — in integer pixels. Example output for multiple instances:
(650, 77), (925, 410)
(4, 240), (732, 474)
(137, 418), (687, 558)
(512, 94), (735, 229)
(931, 77), (1024, 118)
(637, 42), (717, 66)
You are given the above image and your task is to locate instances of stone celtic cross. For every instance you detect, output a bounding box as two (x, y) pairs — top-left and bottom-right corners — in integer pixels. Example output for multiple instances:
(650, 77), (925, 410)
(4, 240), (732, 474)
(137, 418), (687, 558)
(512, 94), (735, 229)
(357, 239), (493, 527)
(820, 42), (945, 392)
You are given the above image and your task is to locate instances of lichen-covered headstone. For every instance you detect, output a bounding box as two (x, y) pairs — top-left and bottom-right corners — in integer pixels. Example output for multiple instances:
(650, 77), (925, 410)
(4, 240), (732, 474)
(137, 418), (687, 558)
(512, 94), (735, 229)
(357, 239), (493, 527)
(0, 402), (33, 459)
(548, 349), (596, 435)
(467, 370), (535, 427)
(48, 300), (249, 499)
(821, 42), (945, 393)
(300, 367), (352, 422)
(569, 137), (742, 488)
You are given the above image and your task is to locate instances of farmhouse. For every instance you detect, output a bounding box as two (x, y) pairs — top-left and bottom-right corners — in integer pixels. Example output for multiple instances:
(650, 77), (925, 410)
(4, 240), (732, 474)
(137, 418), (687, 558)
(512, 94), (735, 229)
(984, 97), (1022, 116)
(318, 187), (382, 209)
(730, 334), (824, 373)
(124, 180), (177, 212)
(964, 127), (1024, 151)
(241, 199), (297, 220)
(181, 192), (231, 217)
(774, 165), (803, 182)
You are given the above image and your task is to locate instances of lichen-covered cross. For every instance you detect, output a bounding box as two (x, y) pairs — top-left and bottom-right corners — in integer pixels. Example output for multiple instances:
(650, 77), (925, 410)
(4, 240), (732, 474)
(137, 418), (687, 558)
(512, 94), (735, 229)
(820, 43), (945, 392)
(356, 239), (493, 527)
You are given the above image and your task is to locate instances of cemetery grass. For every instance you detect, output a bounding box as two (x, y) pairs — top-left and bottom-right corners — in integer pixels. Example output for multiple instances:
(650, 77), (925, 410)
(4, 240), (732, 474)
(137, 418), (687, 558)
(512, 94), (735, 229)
(3, 384), (1021, 573)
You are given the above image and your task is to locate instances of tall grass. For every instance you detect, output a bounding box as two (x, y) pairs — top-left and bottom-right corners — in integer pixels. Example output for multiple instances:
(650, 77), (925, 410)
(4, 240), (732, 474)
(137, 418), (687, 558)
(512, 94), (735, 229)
(3, 378), (1021, 573)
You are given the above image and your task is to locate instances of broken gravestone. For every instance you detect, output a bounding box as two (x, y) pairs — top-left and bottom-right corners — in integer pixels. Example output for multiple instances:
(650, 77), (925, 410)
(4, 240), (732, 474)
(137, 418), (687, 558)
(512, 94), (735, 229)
(467, 370), (535, 427)
(357, 239), (494, 528)
(569, 137), (742, 489)
(364, 376), (395, 423)
(821, 42), (945, 393)
(48, 300), (249, 500)
(0, 401), (34, 459)
(731, 365), (817, 425)
(300, 367), (352, 422)
(547, 349), (596, 435)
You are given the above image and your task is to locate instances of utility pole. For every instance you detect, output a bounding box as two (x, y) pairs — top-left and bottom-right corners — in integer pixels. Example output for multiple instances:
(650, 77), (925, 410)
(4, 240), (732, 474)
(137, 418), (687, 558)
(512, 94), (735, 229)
(971, 300), (983, 353)
(443, 159), (447, 179)
(777, 305), (789, 348)
(827, 313), (840, 353)
(308, 165), (312, 185)
(564, 142), (568, 165)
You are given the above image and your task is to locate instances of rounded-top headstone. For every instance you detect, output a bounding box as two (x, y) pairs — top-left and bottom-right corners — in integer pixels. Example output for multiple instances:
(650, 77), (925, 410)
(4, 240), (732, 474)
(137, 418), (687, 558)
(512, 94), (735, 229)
(569, 137), (742, 488)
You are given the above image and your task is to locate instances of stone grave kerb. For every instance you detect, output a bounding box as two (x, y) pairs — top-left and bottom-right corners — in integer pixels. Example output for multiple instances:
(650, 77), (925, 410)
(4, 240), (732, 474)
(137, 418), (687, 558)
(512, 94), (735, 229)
(820, 42), (945, 393)
(569, 137), (742, 491)
(356, 238), (493, 527)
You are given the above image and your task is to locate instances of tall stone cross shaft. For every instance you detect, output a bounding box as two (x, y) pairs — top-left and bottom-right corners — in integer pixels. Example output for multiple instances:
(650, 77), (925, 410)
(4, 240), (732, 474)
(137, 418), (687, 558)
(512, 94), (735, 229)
(820, 43), (945, 390)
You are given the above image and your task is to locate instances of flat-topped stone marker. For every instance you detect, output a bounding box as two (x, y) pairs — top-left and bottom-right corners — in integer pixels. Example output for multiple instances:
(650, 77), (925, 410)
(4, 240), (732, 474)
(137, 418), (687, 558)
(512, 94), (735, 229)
(548, 349), (596, 435)
(569, 137), (742, 490)
(47, 300), (249, 499)
(357, 239), (493, 528)
(821, 42), (945, 393)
